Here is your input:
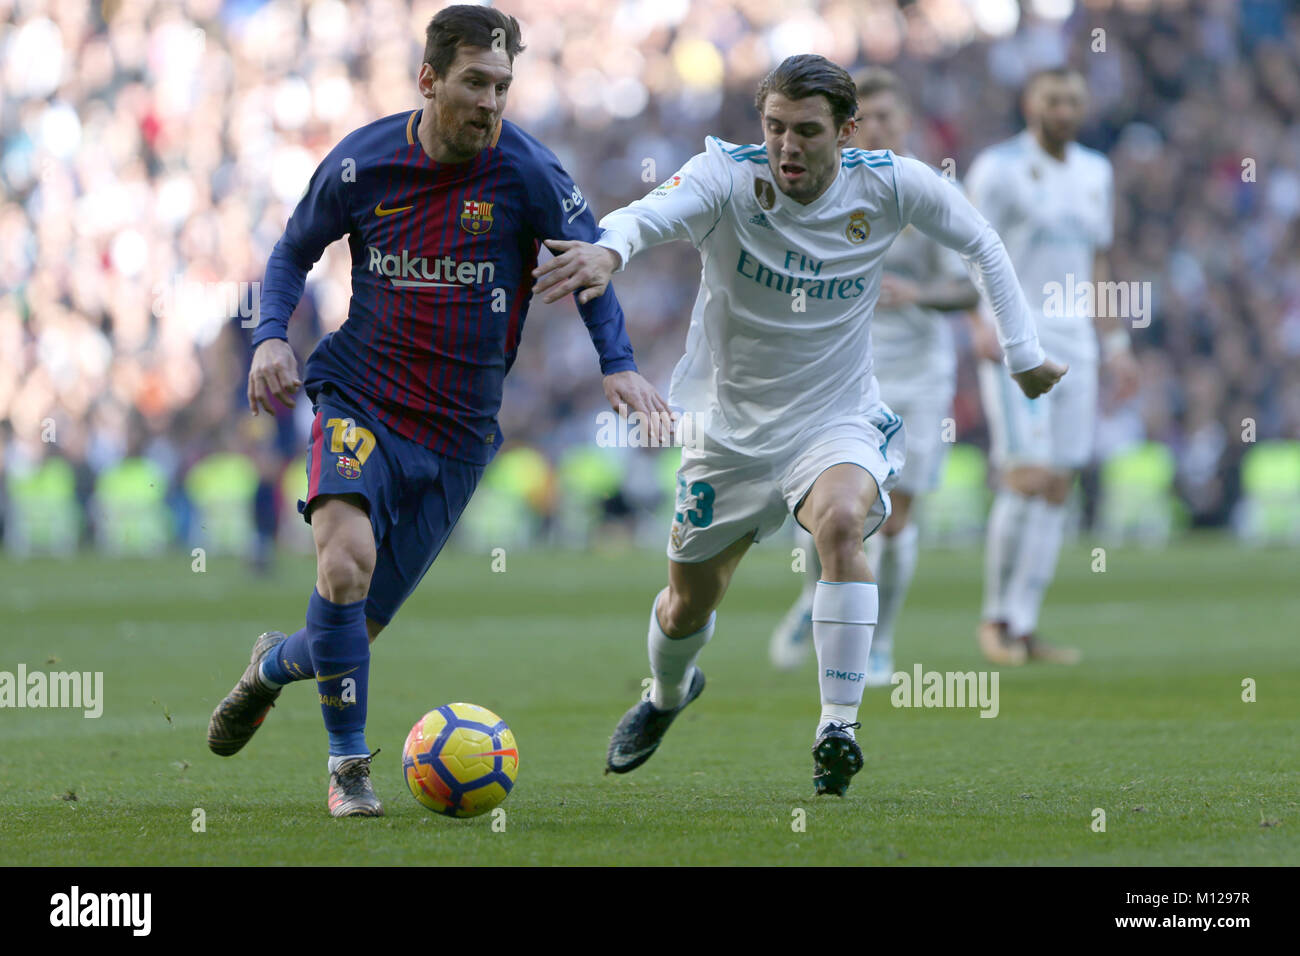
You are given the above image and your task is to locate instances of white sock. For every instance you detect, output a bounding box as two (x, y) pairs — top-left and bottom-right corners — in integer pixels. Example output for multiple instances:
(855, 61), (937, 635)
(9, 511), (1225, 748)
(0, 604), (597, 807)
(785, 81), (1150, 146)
(327, 753), (370, 774)
(648, 593), (713, 710)
(983, 489), (1034, 622)
(873, 523), (918, 655)
(812, 580), (878, 738)
(1005, 499), (1067, 637)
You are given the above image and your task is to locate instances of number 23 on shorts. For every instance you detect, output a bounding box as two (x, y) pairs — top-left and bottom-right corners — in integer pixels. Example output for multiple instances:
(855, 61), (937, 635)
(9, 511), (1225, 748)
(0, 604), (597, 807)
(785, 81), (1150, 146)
(674, 478), (714, 528)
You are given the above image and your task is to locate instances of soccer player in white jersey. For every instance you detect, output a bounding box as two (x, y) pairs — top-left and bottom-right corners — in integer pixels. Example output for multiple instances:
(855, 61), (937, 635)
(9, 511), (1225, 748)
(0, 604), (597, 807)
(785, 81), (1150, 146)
(534, 55), (1064, 795)
(966, 67), (1139, 666)
(768, 66), (980, 684)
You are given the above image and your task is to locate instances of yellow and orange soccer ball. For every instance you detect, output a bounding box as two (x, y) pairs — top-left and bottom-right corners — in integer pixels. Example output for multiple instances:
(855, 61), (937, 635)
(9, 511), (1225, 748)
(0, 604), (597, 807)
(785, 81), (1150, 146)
(402, 703), (519, 818)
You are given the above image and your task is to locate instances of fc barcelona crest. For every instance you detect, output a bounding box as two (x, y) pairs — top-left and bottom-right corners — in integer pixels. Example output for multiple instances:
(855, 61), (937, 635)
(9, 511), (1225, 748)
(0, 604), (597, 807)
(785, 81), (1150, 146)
(845, 210), (870, 245)
(460, 199), (494, 235)
(336, 455), (361, 479)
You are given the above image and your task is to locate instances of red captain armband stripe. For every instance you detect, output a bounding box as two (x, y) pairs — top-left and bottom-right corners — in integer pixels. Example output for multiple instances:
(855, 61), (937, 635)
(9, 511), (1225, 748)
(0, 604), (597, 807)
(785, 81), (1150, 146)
(307, 411), (325, 501)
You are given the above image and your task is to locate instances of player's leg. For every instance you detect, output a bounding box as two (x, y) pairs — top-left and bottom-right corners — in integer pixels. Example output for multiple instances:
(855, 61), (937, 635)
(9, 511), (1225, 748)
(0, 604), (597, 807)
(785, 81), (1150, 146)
(1003, 362), (1096, 663)
(768, 522), (819, 670)
(796, 461), (880, 718)
(308, 443), (484, 814)
(862, 489), (914, 684)
(794, 462), (882, 795)
(362, 453), (486, 646)
(983, 463), (1054, 663)
(606, 534), (753, 774)
(774, 490), (915, 683)
(253, 578), (386, 697)
(307, 493), (377, 749)
(206, 494), (379, 770)
(782, 406), (905, 795)
(251, 458), (278, 574)
(655, 533), (753, 691)
(277, 493), (386, 817)
(1004, 469), (1078, 662)
(608, 443), (784, 775)
(209, 393), (396, 815)
(860, 388), (949, 685)
(976, 360), (1052, 665)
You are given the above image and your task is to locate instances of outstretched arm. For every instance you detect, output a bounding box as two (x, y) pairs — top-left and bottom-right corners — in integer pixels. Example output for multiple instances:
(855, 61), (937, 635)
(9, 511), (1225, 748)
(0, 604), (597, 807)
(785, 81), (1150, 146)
(249, 148), (352, 413)
(533, 141), (732, 305)
(532, 240), (623, 305)
(876, 274), (980, 312)
(896, 155), (1065, 398)
(525, 150), (672, 440)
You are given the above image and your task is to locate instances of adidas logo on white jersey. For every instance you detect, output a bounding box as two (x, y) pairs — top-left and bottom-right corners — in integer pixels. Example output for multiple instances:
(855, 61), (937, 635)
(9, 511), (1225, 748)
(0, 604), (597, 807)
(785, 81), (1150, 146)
(748, 212), (774, 230)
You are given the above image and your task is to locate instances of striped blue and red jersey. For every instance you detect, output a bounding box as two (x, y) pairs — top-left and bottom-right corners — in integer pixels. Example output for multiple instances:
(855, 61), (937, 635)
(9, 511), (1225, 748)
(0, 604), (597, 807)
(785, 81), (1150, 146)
(253, 109), (638, 464)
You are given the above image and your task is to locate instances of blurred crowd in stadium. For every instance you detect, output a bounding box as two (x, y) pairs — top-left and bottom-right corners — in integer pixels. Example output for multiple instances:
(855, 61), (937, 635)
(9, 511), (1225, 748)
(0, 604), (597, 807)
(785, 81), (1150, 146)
(3, 0), (1299, 558)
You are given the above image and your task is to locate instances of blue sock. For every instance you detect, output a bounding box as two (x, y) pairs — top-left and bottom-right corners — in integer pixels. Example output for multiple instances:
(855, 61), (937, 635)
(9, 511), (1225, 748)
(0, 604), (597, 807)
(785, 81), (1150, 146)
(305, 589), (370, 756)
(261, 627), (313, 685)
(253, 478), (276, 538)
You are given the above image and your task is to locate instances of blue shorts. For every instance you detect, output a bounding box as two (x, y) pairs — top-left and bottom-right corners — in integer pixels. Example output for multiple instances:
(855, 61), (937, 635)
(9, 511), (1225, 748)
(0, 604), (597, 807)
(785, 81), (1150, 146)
(299, 385), (486, 626)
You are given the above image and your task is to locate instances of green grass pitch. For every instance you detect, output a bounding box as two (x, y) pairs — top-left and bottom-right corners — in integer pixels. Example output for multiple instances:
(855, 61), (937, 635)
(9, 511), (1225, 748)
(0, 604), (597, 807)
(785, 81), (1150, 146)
(1, 535), (1296, 865)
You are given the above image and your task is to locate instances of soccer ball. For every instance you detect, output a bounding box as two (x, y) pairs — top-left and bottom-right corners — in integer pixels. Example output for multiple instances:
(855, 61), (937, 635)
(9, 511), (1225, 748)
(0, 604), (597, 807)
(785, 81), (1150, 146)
(402, 703), (519, 818)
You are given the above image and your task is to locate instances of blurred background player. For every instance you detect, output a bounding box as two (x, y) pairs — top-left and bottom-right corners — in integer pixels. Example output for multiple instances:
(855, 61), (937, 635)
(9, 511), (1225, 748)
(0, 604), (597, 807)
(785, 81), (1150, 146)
(206, 5), (667, 818)
(966, 67), (1140, 666)
(231, 308), (320, 574)
(537, 54), (1061, 796)
(768, 66), (980, 684)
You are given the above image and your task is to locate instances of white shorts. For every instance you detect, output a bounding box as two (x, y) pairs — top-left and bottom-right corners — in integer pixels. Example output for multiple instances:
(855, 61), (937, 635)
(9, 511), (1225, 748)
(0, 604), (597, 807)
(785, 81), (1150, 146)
(880, 390), (952, 496)
(978, 359), (1097, 470)
(666, 405), (906, 563)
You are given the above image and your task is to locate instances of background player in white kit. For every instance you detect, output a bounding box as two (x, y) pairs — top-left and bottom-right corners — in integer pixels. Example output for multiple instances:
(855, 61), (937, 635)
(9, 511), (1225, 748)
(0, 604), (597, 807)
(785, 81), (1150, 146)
(768, 66), (980, 684)
(967, 67), (1139, 666)
(533, 55), (1064, 796)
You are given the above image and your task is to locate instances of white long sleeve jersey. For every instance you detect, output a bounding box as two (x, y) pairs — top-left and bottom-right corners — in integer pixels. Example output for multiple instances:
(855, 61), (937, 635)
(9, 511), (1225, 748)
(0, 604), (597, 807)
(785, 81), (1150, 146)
(966, 130), (1114, 366)
(596, 137), (1044, 458)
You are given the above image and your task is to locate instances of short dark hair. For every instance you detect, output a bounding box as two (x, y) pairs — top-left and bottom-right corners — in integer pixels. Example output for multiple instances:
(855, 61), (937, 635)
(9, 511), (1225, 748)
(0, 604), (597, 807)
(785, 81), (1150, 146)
(755, 54), (857, 129)
(853, 65), (908, 112)
(422, 4), (525, 78)
(1023, 66), (1085, 99)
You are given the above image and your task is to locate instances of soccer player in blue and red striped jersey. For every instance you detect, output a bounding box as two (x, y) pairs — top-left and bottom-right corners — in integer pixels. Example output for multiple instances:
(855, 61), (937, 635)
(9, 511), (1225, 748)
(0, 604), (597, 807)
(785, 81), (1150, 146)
(207, 5), (668, 817)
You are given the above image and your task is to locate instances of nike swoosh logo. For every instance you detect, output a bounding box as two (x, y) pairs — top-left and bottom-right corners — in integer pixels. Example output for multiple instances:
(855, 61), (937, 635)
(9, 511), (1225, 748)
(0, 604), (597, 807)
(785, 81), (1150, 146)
(375, 202), (413, 217)
(468, 748), (519, 761)
(314, 665), (360, 682)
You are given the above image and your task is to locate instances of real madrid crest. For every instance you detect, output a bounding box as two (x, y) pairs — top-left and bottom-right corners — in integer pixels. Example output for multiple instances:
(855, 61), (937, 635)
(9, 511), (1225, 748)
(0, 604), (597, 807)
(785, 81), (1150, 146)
(754, 178), (776, 211)
(460, 199), (494, 235)
(845, 209), (870, 245)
